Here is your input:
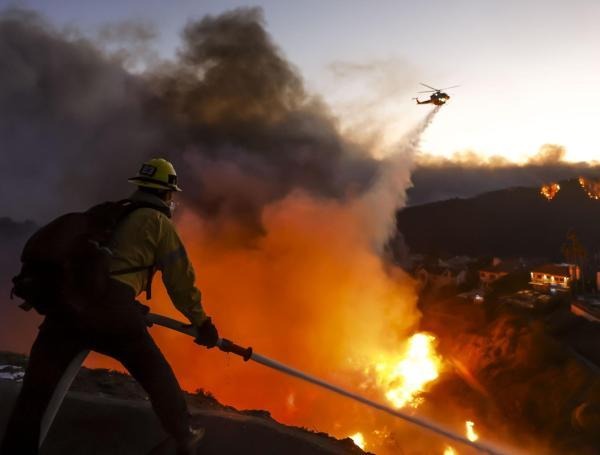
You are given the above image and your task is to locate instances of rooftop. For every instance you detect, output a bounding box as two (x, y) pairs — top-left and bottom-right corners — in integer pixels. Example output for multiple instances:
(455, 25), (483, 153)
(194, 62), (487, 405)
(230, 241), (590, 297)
(531, 263), (574, 277)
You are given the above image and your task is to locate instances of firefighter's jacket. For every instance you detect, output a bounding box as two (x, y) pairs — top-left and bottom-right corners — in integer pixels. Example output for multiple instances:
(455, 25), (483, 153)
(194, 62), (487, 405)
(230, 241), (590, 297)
(108, 190), (206, 326)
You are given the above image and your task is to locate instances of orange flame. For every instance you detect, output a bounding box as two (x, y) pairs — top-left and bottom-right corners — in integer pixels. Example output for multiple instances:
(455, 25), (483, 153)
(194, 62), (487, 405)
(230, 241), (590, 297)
(439, 421), (478, 454)
(350, 432), (366, 450)
(343, 333), (444, 451)
(370, 333), (443, 409)
(466, 420), (479, 442)
(540, 182), (560, 200)
(578, 176), (600, 200)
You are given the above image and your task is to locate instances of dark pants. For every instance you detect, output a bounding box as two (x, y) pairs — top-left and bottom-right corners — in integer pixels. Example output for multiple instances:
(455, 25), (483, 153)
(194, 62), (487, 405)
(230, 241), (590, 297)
(1, 280), (190, 454)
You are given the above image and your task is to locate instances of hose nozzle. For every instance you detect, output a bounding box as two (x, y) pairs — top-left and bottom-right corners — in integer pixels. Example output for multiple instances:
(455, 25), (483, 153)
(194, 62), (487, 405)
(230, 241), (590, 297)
(217, 338), (253, 361)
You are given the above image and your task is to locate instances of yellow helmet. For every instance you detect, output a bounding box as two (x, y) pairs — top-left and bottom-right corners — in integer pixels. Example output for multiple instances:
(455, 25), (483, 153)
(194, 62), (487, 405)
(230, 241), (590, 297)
(128, 158), (182, 192)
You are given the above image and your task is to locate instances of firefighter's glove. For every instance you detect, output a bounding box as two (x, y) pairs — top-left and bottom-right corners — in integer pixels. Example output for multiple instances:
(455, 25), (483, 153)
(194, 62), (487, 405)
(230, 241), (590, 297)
(194, 317), (219, 348)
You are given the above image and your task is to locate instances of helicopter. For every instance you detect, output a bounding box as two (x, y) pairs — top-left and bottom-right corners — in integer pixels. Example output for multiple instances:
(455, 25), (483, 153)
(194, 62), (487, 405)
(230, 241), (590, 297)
(414, 83), (459, 105)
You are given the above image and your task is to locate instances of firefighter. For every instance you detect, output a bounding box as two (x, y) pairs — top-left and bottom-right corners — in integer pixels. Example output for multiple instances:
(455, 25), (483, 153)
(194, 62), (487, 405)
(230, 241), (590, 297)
(1, 158), (217, 455)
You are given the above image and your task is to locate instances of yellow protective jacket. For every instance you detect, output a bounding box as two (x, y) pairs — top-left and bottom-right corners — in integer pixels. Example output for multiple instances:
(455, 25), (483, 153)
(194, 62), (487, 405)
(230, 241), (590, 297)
(108, 190), (206, 326)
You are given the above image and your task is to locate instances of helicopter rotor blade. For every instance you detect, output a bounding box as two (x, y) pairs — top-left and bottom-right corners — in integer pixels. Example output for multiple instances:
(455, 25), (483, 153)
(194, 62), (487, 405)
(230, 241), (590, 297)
(419, 82), (439, 91)
(417, 90), (437, 93)
(439, 85), (460, 90)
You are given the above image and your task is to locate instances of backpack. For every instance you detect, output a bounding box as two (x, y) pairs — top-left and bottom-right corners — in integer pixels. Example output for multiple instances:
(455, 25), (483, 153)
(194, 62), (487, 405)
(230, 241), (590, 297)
(10, 199), (170, 315)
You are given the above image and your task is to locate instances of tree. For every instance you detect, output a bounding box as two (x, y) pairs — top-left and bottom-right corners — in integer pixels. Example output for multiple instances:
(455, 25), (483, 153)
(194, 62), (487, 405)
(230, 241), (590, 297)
(561, 230), (587, 292)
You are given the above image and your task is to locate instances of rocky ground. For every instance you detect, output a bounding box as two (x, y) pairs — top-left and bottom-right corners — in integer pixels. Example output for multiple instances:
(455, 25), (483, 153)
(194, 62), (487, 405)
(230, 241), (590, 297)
(0, 352), (366, 455)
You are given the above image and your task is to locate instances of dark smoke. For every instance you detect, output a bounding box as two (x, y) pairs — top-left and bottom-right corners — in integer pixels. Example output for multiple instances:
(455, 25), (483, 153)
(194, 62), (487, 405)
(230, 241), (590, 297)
(0, 7), (378, 236)
(154, 8), (379, 234)
(408, 145), (600, 205)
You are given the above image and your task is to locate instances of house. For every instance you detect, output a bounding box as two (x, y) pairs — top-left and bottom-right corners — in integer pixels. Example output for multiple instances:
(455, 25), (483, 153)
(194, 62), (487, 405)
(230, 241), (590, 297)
(530, 263), (579, 293)
(479, 266), (509, 286)
(414, 263), (468, 291)
(479, 259), (523, 287)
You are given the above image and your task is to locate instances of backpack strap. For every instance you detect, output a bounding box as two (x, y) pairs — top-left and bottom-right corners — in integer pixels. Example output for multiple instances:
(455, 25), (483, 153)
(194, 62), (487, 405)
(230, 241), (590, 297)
(117, 199), (172, 219)
(110, 265), (156, 299)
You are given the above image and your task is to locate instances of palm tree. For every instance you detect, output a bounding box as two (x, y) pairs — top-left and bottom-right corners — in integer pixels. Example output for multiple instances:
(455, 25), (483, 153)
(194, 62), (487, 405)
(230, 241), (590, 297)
(561, 230), (587, 293)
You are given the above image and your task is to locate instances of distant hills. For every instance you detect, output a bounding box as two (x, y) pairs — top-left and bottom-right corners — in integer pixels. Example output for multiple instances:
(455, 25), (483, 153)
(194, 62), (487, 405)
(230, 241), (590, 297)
(406, 162), (600, 206)
(397, 178), (600, 258)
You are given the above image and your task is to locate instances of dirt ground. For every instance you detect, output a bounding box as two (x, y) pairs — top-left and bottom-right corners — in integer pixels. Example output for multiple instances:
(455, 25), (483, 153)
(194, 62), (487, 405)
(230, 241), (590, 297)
(0, 356), (365, 455)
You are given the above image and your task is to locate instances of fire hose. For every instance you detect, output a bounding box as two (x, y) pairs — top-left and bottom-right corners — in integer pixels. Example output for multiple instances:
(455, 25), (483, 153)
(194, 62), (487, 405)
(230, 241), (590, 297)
(39, 313), (506, 454)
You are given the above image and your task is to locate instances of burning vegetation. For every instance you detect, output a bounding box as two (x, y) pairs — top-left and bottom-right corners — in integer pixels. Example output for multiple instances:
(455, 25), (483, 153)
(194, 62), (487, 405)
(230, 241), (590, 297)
(361, 332), (443, 409)
(350, 432), (366, 450)
(578, 176), (600, 199)
(541, 177), (600, 201)
(465, 420), (478, 442)
(540, 182), (560, 200)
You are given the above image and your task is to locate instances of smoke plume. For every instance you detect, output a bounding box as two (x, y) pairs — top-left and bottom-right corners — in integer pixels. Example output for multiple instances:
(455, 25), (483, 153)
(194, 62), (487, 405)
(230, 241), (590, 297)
(0, 7), (378, 239)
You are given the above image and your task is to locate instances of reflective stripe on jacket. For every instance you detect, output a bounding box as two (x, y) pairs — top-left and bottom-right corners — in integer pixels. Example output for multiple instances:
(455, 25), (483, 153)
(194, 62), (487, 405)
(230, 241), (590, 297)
(108, 190), (206, 326)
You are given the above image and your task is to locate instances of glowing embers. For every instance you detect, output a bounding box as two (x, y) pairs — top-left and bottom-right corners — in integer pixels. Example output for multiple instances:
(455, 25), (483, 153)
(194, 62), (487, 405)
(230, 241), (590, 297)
(540, 182), (560, 200)
(578, 176), (600, 200)
(465, 420), (479, 442)
(363, 333), (443, 409)
(441, 421), (478, 454)
(349, 432), (366, 450)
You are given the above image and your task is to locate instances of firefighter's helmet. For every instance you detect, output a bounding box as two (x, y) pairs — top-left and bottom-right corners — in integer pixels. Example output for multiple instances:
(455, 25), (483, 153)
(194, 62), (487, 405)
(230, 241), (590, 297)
(128, 158), (182, 192)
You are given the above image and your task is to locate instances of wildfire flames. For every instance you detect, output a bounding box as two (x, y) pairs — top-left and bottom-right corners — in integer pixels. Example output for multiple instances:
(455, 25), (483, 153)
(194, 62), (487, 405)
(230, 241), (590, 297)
(578, 176), (600, 199)
(369, 332), (443, 409)
(542, 177), (600, 201)
(440, 421), (478, 455)
(466, 420), (479, 442)
(540, 182), (560, 200)
(350, 432), (366, 450)
(345, 333), (444, 450)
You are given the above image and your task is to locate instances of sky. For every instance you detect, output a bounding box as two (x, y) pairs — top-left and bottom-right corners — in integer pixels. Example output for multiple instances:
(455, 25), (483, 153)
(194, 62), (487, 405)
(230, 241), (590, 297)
(5, 0), (600, 163)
